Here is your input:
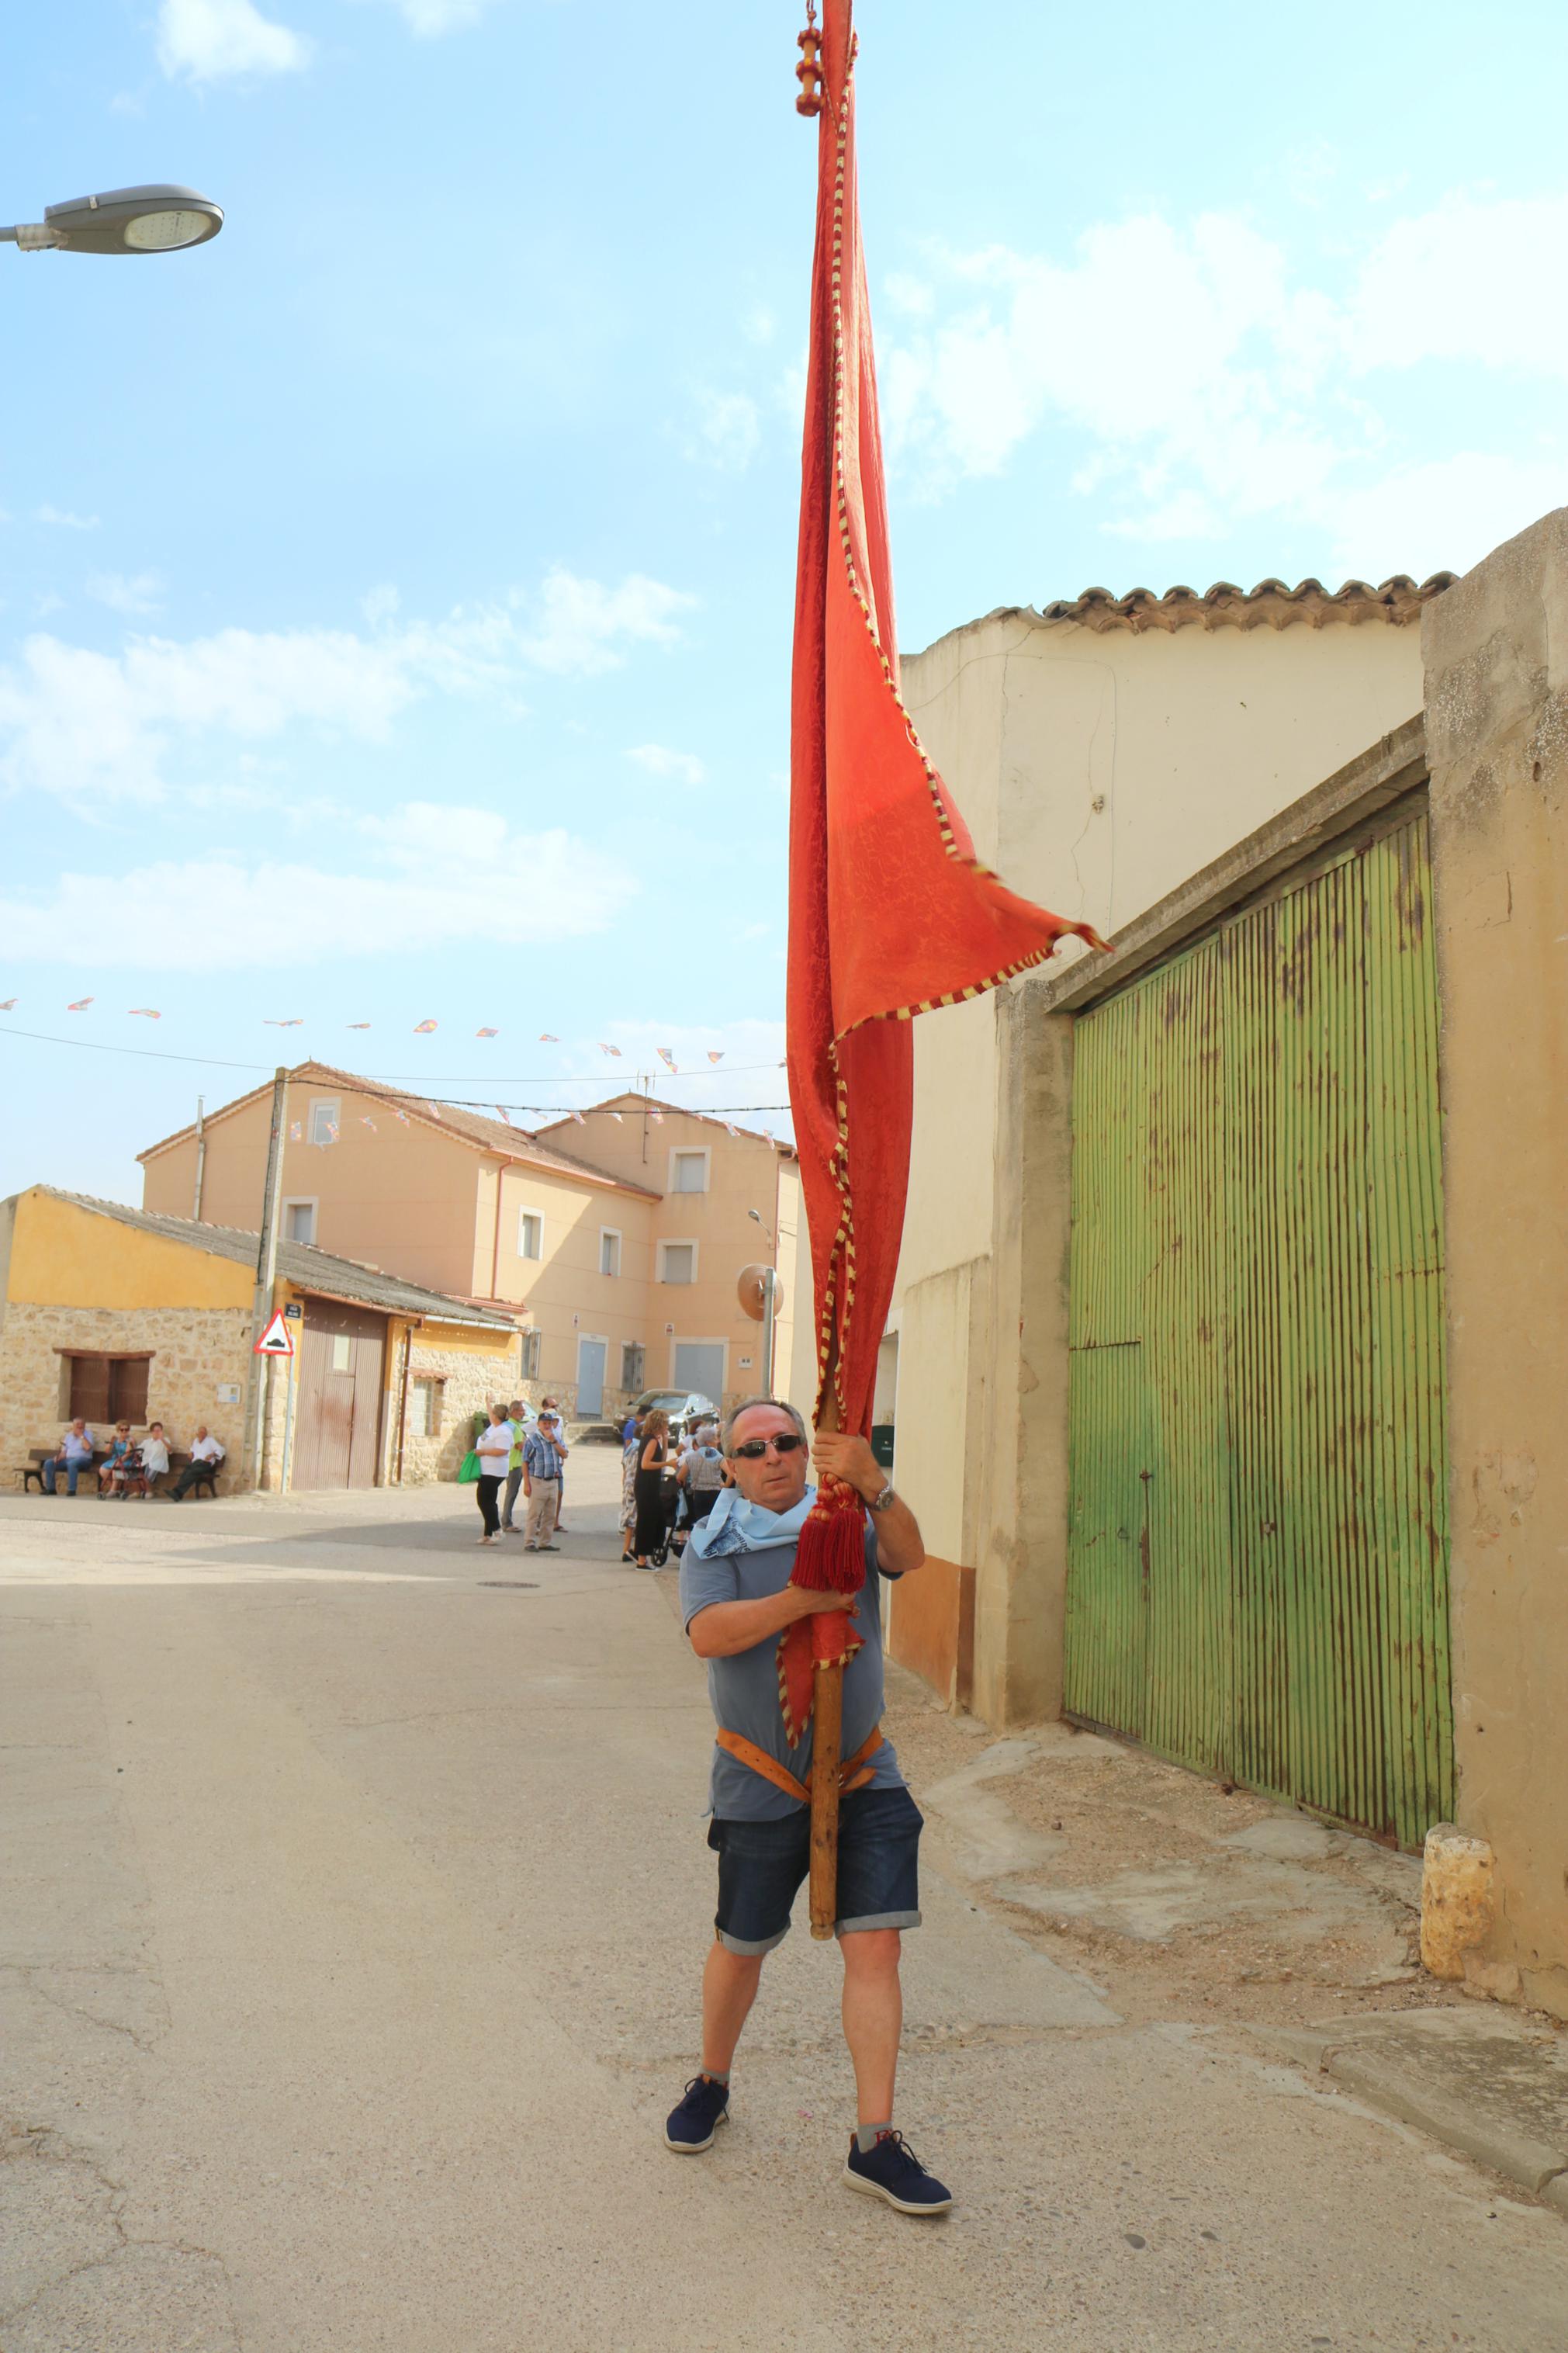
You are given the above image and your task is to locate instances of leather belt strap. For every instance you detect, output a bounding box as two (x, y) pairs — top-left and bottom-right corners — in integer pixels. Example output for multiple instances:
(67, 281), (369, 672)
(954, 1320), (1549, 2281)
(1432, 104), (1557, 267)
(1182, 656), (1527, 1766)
(715, 1723), (884, 1807)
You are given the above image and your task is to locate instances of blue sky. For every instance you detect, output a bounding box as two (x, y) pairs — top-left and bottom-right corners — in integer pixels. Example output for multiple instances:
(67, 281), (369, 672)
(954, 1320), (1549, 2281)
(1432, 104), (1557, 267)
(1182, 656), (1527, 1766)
(3, 0), (1566, 1206)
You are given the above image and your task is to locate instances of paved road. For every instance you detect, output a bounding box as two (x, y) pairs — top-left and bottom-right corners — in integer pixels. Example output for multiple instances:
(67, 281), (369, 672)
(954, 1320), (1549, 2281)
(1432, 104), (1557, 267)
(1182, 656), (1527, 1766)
(3, 1461), (1566, 2351)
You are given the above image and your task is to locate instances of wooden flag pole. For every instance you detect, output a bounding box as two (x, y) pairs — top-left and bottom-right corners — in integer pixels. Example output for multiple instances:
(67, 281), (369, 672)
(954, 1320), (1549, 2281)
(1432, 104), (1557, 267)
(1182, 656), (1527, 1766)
(807, 1388), (848, 1941)
(808, 1655), (843, 1939)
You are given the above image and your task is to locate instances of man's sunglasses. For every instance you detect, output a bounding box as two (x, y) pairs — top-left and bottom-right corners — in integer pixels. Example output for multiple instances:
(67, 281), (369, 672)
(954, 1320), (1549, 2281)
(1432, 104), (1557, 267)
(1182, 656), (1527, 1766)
(730, 1431), (805, 1461)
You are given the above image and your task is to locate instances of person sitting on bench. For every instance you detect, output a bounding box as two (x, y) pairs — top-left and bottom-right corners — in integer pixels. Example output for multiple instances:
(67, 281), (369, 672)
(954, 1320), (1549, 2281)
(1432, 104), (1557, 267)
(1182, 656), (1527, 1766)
(41, 1419), (95, 1495)
(168, 1426), (226, 1500)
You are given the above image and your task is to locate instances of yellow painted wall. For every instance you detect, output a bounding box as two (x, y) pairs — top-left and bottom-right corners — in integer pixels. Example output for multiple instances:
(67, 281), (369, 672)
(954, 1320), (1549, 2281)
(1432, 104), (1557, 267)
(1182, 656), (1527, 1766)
(6, 1189), (252, 1312)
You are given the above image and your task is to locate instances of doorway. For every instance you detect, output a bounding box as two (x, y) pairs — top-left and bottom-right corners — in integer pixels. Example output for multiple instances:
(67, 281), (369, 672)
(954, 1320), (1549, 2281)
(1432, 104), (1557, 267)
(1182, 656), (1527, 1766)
(673, 1340), (725, 1405)
(292, 1302), (387, 1488)
(576, 1335), (607, 1418)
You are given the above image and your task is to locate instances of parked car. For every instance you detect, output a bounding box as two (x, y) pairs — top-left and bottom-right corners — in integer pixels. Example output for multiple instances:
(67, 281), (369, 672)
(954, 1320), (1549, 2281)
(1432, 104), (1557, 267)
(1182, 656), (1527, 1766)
(630, 1388), (720, 1441)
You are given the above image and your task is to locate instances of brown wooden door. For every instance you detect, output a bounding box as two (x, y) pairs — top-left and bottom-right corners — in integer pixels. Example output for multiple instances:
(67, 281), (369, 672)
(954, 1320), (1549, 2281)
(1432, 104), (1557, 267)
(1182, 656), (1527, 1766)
(293, 1304), (387, 1489)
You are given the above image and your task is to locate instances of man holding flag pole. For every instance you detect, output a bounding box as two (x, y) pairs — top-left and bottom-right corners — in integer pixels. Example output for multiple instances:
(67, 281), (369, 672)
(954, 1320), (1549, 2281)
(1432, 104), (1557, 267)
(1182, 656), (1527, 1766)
(664, 0), (1106, 2209)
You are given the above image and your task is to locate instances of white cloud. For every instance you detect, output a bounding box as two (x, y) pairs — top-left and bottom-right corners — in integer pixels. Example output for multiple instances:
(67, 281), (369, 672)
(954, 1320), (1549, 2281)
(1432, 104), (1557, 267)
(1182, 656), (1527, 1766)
(156, 0), (310, 82)
(0, 806), (635, 970)
(690, 389), (761, 473)
(0, 567), (695, 806)
(87, 571), (163, 617)
(382, 0), (493, 30)
(516, 567), (694, 675)
(879, 192), (1568, 566)
(36, 506), (99, 532)
(625, 743), (705, 785)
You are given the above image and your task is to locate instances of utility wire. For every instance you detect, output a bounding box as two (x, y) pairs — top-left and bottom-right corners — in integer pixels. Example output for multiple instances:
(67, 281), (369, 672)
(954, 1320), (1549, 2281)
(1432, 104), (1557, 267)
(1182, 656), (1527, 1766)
(0, 1022), (791, 1118)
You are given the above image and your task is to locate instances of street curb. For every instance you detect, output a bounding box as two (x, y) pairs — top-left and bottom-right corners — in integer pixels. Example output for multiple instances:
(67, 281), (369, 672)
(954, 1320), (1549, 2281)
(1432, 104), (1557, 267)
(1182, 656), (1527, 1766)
(1252, 2013), (1568, 2209)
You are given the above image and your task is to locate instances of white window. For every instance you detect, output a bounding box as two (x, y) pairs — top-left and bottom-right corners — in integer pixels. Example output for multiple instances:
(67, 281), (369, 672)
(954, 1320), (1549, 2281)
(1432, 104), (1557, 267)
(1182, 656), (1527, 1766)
(331, 1333), (352, 1374)
(411, 1376), (444, 1437)
(517, 1208), (543, 1260)
(670, 1147), (710, 1194)
(308, 1098), (340, 1148)
(599, 1228), (621, 1278)
(282, 1199), (317, 1246)
(659, 1240), (697, 1285)
(520, 1329), (542, 1380)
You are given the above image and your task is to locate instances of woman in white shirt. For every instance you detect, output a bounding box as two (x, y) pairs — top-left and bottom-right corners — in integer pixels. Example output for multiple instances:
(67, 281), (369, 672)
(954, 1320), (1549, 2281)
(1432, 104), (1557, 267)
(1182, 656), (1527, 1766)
(473, 1403), (514, 1546)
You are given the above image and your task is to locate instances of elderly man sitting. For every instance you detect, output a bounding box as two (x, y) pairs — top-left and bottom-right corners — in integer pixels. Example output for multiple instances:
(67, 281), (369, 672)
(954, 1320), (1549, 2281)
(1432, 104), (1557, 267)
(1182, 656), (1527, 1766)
(665, 1395), (954, 2216)
(41, 1419), (95, 1495)
(167, 1426), (226, 1500)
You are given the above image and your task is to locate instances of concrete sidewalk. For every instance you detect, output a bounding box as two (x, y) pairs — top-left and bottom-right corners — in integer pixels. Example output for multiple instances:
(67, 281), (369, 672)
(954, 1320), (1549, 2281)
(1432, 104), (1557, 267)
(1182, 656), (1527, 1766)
(3, 1466), (1567, 2350)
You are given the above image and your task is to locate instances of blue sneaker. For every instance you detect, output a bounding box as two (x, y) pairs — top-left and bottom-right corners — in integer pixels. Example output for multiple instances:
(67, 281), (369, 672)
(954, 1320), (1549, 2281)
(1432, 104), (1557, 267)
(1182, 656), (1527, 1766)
(663, 2075), (730, 2154)
(843, 2130), (954, 2214)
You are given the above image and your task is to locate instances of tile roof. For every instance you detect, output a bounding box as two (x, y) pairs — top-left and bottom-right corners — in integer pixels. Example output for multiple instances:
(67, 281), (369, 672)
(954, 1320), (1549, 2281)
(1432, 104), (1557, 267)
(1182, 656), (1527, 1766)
(137, 1061), (659, 1199)
(536, 1092), (796, 1153)
(1030, 574), (1458, 635)
(36, 1188), (518, 1329)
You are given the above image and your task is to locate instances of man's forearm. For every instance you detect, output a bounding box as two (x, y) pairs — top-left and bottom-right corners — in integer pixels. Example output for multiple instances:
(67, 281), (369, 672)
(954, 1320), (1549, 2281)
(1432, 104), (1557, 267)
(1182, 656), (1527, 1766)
(690, 1588), (846, 1659)
(873, 1495), (925, 1577)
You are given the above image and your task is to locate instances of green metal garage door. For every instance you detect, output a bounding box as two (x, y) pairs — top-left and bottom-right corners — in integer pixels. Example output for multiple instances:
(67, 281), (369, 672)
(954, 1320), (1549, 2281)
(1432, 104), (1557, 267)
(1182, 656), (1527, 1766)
(1063, 807), (1452, 1848)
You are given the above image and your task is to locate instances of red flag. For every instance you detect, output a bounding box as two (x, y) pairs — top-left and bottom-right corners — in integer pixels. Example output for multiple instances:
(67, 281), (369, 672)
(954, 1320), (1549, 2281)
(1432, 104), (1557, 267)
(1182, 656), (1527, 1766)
(782, 0), (1106, 1731)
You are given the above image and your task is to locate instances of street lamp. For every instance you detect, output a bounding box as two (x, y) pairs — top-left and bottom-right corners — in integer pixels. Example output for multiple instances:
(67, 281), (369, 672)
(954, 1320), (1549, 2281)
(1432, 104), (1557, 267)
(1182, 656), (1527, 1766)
(1, 184), (223, 256)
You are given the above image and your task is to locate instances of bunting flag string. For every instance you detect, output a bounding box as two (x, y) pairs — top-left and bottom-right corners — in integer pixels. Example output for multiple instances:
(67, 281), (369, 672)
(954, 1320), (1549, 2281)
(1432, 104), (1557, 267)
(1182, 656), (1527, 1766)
(538, 1033), (559, 1043)
(0, 999), (16, 1011)
(656, 1048), (677, 1072)
(68, 999), (94, 1012)
(289, 1121), (303, 1141)
(414, 1020), (438, 1034)
(707, 1051), (724, 1063)
(360, 1115), (378, 1133)
(264, 1017), (303, 1027)
(496, 1106), (513, 1124)
(476, 1027), (498, 1038)
(347, 1022), (371, 1031)
(129, 1008), (161, 1019)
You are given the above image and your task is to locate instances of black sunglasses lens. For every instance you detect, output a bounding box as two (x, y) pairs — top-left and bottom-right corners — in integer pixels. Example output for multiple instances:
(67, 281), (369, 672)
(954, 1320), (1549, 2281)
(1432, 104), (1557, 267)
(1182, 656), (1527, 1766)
(733, 1432), (805, 1460)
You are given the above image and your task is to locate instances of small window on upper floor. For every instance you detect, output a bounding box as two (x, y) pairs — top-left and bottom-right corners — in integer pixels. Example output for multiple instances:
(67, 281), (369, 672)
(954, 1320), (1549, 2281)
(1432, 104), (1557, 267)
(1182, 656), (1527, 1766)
(308, 1099), (339, 1149)
(600, 1229), (621, 1278)
(671, 1149), (708, 1194)
(284, 1201), (316, 1246)
(659, 1241), (696, 1285)
(518, 1209), (542, 1260)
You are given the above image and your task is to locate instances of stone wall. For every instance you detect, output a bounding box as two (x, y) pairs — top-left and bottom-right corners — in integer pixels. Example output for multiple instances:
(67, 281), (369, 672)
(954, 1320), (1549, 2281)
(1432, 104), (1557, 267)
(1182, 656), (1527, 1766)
(0, 1300), (251, 1491)
(400, 1336), (517, 1485)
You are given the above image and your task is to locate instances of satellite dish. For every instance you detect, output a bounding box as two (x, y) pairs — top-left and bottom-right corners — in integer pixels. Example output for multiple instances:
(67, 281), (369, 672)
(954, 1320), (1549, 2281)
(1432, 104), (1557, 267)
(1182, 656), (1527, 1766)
(736, 1263), (770, 1322)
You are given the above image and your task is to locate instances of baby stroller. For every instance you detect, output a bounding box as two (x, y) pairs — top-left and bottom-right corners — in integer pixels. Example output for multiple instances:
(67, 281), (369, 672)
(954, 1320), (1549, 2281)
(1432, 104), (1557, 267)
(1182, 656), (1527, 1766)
(646, 1462), (682, 1568)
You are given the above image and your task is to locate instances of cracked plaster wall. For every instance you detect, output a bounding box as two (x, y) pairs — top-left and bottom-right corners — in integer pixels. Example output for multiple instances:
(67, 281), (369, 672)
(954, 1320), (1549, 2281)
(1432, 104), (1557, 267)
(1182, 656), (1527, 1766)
(1423, 504), (1568, 2022)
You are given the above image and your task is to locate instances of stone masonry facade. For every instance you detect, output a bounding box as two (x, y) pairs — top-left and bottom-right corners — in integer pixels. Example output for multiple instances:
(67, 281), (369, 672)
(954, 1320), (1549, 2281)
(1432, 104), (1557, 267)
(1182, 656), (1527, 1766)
(0, 1301), (251, 1492)
(400, 1336), (516, 1485)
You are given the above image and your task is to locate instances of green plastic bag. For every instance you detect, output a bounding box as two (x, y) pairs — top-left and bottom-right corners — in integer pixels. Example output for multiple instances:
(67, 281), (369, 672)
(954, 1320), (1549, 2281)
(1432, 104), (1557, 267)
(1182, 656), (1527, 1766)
(457, 1449), (482, 1484)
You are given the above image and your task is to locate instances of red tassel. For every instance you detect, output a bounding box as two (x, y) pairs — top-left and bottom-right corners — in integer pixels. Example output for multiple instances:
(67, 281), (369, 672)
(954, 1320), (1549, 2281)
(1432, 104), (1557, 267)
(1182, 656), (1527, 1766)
(789, 1475), (866, 1593)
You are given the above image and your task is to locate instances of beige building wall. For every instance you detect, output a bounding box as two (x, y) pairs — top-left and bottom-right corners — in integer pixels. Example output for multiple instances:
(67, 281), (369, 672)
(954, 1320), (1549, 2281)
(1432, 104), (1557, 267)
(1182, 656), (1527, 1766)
(480, 1157), (656, 1415)
(538, 1098), (794, 1412)
(142, 1078), (486, 1302)
(1421, 508), (1568, 2021)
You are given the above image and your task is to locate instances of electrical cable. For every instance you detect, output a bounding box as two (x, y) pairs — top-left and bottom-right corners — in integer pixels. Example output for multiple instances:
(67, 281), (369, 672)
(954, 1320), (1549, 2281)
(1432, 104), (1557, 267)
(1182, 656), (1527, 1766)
(0, 1021), (791, 1119)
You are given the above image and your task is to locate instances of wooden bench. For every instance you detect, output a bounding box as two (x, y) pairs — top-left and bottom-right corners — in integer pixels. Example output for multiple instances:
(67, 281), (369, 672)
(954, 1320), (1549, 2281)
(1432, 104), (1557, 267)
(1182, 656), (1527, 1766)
(16, 1447), (218, 1498)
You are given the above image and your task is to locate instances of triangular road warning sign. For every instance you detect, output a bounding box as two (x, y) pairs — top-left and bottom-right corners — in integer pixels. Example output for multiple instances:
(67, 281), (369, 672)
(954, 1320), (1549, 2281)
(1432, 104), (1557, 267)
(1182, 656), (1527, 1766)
(254, 1308), (295, 1357)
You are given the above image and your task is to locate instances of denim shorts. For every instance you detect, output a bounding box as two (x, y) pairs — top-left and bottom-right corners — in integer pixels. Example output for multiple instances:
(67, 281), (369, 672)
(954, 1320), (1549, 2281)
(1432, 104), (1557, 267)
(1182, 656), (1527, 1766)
(707, 1783), (923, 1955)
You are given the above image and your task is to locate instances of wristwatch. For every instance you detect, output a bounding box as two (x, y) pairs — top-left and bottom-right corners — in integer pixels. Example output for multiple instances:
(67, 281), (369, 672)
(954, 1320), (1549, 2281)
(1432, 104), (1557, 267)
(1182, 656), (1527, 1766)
(867, 1481), (897, 1513)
